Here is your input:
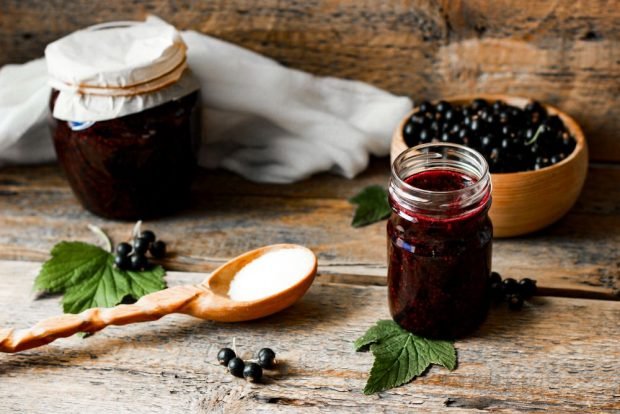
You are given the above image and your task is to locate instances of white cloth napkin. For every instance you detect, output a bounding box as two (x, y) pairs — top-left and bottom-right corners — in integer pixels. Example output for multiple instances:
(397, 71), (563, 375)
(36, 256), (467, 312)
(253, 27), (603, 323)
(0, 26), (411, 183)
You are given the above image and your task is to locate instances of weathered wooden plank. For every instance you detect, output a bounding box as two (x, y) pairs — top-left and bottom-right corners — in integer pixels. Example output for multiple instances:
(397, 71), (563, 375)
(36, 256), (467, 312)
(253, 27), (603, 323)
(0, 161), (618, 299)
(0, 261), (618, 413)
(1, 0), (619, 161)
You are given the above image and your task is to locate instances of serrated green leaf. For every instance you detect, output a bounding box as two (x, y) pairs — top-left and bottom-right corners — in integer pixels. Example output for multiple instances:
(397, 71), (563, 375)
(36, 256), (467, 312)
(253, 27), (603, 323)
(349, 185), (391, 228)
(416, 335), (457, 371)
(354, 319), (401, 351)
(35, 241), (166, 314)
(355, 320), (457, 394)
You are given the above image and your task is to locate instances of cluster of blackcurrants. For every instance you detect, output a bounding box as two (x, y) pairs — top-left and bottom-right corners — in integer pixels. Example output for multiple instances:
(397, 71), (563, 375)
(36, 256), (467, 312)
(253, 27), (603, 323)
(217, 347), (276, 383)
(489, 271), (537, 310)
(402, 98), (577, 173)
(114, 230), (167, 271)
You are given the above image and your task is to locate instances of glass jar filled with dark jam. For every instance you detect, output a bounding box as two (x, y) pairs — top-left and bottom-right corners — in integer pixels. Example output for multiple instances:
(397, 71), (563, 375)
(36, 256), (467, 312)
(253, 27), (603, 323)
(45, 19), (201, 220)
(387, 143), (492, 339)
(48, 89), (201, 220)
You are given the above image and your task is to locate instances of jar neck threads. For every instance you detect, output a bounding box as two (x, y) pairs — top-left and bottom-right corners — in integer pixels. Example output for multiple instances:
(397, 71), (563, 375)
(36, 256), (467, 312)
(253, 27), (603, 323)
(389, 143), (491, 219)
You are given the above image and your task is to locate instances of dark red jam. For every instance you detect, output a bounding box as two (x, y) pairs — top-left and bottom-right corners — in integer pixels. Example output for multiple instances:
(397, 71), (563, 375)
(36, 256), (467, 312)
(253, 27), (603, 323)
(387, 169), (492, 339)
(49, 90), (201, 220)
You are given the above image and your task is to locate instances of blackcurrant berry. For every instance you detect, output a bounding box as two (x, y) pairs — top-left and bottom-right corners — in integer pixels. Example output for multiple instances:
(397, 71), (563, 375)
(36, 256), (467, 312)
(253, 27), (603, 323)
(257, 348), (276, 369)
(243, 362), (263, 382)
(518, 278), (537, 299)
(410, 114), (426, 125)
(419, 129), (431, 143)
(508, 294), (524, 310)
(133, 237), (150, 255)
(489, 271), (502, 285)
(444, 109), (459, 123)
(228, 357), (245, 378)
(502, 278), (519, 296)
(403, 122), (415, 137)
(114, 254), (131, 270)
(116, 242), (132, 258)
(481, 135), (492, 149)
(418, 101), (433, 114)
(150, 240), (167, 259)
(130, 254), (148, 271)
(217, 348), (236, 366)
(492, 100), (505, 113)
(140, 230), (156, 244)
(498, 110), (510, 124)
(436, 100), (451, 114)
(120, 295), (137, 304)
(469, 118), (482, 132)
(471, 98), (487, 112)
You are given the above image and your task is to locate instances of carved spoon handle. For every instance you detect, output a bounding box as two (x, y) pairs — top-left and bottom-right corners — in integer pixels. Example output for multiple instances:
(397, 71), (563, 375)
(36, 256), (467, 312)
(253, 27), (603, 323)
(0, 285), (203, 353)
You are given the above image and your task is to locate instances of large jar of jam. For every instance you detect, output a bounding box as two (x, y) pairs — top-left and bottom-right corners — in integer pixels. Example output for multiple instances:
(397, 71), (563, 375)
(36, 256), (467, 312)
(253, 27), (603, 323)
(387, 143), (493, 339)
(45, 19), (201, 220)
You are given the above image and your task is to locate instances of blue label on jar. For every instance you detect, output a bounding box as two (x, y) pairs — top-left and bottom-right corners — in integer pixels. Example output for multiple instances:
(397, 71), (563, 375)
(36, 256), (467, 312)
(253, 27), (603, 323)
(68, 121), (95, 131)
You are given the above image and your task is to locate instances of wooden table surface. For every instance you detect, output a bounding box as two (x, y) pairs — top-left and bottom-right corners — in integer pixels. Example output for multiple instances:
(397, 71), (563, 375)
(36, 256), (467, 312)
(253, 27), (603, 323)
(0, 160), (619, 413)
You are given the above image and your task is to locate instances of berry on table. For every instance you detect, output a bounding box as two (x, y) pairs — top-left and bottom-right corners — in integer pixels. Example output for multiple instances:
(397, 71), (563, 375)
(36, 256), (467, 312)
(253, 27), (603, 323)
(150, 240), (167, 259)
(217, 348), (236, 366)
(518, 278), (537, 299)
(130, 253), (147, 271)
(114, 254), (131, 270)
(502, 278), (519, 296)
(508, 294), (524, 311)
(133, 237), (150, 255)
(228, 357), (245, 378)
(257, 348), (276, 369)
(115, 242), (132, 258)
(489, 271), (502, 285)
(243, 362), (263, 382)
(140, 230), (156, 244)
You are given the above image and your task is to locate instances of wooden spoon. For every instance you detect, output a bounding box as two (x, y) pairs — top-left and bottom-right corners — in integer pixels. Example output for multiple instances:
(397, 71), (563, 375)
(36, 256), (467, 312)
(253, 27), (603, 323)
(0, 244), (317, 353)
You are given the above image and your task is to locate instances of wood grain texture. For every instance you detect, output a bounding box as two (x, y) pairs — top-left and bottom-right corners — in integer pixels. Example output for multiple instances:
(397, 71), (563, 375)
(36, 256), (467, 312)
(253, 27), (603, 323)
(0, 0), (619, 161)
(0, 260), (618, 413)
(0, 161), (618, 299)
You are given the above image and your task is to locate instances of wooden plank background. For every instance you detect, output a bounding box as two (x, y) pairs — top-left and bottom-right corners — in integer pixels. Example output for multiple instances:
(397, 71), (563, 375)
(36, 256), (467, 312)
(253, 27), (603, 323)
(0, 160), (618, 300)
(0, 0), (619, 161)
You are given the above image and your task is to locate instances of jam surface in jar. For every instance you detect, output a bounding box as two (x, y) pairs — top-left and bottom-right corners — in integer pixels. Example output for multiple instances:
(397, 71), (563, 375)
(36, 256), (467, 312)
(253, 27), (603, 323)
(388, 145), (492, 339)
(50, 90), (201, 220)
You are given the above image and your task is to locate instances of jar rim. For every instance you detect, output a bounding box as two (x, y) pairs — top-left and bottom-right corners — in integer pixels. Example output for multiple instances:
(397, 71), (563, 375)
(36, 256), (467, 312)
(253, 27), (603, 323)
(391, 143), (489, 195)
(389, 143), (491, 217)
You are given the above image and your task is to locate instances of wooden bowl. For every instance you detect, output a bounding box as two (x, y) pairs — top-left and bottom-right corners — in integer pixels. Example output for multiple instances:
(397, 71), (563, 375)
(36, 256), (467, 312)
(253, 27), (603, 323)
(390, 94), (588, 238)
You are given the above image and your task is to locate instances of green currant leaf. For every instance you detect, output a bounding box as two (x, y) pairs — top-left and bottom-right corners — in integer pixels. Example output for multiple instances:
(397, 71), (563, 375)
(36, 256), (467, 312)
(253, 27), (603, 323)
(35, 241), (166, 314)
(349, 185), (391, 228)
(355, 320), (457, 394)
(354, 319), (402, 351)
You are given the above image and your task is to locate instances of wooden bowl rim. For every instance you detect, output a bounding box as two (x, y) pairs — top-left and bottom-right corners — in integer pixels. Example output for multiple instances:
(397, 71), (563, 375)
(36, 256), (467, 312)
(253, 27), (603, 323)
(393, 94), (587, 177)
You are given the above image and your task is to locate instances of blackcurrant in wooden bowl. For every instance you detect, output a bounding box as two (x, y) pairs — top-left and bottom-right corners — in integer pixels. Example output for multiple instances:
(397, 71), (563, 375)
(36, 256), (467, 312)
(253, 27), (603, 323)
(391, 94), (588, 237)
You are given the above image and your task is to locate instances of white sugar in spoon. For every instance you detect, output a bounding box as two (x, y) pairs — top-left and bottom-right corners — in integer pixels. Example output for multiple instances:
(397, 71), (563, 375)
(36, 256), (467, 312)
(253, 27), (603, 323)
(0, 244), (317, 353)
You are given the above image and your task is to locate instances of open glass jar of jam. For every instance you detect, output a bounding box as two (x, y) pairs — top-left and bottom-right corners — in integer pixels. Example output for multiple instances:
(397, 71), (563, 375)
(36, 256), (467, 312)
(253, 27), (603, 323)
(387, 143), (493, 339)
(45, 19), (201, 220)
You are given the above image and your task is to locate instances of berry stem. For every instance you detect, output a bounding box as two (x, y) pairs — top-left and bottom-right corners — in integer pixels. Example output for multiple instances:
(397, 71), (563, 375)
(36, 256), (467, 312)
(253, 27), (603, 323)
(87, 224), (112, 253)
(132, 220), (143, 240)
(525, 124), (545, 146)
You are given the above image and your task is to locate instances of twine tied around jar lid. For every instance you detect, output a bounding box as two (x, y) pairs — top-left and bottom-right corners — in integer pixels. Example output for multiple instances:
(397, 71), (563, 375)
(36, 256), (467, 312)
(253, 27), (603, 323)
(45, 19), (188, 97)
